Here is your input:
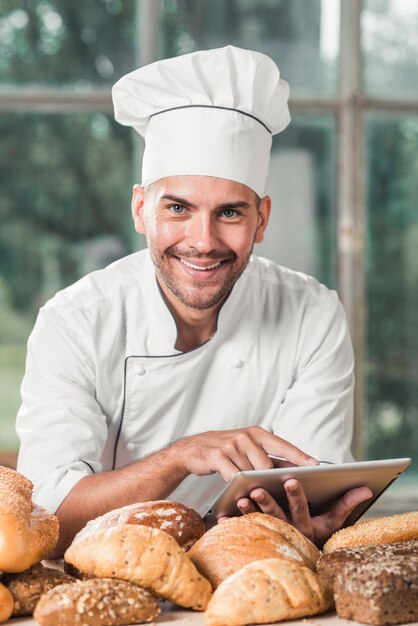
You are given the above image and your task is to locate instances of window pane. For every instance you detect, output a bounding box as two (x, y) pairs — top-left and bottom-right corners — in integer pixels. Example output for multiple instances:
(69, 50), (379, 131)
(365, 115), (418, 483)
(0, 112), (133, 449)
(257, 114), (336, 288)
(0, 0), (135, 86)
(159, 0), (341, 98)
(361, 0), (418, 100)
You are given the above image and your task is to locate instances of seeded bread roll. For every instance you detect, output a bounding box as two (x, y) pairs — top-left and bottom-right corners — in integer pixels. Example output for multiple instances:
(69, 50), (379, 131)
(0, 582), (14, 624)
(322, 511), (418, 554)
(205, 557), (334, 626)
(33, 578), (160, 626)
(333, 552), (418, 625)
(2, 562), (75, 616)
(317, 538), (418, 583)
(189, 512), (319, 588)
(68, 500), (205, 552)
(0, 466), (59, 573)
(64, 523), (212, 610)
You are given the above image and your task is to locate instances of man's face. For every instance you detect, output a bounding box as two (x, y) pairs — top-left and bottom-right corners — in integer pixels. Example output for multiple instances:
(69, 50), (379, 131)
(132, 175), (270, 311)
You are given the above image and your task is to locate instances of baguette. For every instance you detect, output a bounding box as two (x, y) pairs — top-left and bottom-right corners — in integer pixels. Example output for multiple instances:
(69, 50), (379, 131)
(0, 466), (59, 572)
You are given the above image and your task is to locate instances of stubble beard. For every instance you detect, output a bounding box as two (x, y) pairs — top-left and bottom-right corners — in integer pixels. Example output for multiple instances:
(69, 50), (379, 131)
(149, 246), (254, 310)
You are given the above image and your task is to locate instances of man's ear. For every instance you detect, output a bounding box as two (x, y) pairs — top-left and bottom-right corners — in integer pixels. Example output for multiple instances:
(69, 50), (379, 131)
(254, 195), (271, 244)
(131, 184), (146, 234)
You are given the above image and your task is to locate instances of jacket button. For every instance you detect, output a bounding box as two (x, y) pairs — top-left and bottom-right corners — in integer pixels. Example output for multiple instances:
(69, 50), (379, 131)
(232, 358), (244, 368)
(135, 366), (146, 376)
(126, 442), (136, 451)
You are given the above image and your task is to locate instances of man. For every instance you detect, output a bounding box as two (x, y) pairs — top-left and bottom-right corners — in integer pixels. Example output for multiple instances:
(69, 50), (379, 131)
(16, 46), (371, 555)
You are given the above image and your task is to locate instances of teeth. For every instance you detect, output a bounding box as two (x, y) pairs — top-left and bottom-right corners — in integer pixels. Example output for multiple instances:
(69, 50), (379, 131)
(179, 258), (222, 271)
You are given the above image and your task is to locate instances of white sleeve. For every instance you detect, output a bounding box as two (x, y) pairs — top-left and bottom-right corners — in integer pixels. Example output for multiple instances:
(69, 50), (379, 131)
(271, 290), (355, 463)
(16, 307), (108, 513)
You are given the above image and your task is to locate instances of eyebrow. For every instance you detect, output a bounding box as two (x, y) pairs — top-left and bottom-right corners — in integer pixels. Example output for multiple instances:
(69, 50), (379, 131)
(161, 194), (251, 211)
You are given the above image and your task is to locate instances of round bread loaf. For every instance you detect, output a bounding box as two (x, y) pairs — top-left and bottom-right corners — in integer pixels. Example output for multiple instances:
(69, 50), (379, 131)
(2, 562), (75, 616)
(188, 512), (320, 588)
(34, 578), (160, 626)
(0, 582), (14, 624)
(70, 500), (205, 551)
(322, 511), (418, 553)
(0, 466), (59, 572)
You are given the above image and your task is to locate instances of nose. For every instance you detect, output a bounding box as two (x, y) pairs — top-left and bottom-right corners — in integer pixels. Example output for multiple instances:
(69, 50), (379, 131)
(185, 212), (220, 253)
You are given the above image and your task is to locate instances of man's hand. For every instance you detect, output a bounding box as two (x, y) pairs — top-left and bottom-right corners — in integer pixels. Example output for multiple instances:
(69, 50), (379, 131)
(235, 481), (373, 547)
(171, 426), (318, 480)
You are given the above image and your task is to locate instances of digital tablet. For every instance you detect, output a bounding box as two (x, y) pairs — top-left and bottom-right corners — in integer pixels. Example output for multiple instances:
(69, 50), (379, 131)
(203, 457), (412, 528)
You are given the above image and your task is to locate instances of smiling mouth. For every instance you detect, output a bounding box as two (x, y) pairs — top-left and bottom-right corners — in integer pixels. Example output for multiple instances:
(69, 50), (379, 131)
(178, 257), (225, 271)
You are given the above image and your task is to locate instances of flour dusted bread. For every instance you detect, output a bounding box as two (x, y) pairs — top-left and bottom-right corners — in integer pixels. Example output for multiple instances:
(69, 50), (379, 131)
(323, 511), (418, 553)
(64, 523), (212, 610)
(189, 512), (319, 588)
(71, 500), (205, 551)
(1, 562), (75, 616)
(0, 466), (59, 572)
(205, 557), (333, 626)
(0, 582), (14, 624)
(34, 578), (160, 626)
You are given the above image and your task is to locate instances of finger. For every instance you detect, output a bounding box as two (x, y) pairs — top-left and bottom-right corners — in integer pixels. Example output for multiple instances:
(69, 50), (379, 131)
(244, 446), (275, 471)
(249, 488), (287, 520)
(237, 497), (259, 515)
(251, 427), (319, 467)
(325, 486), (373, 528)
(284, 479), (314, 536)
(214, 457), (243, 482)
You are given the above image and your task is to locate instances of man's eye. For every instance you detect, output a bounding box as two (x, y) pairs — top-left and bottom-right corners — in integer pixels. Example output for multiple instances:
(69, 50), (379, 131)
(221, 209), (239, 218)
(169, 204), (186, 214)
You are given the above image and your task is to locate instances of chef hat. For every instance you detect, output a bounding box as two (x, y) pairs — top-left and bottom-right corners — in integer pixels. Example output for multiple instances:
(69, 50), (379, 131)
(112, 45), (290, 196)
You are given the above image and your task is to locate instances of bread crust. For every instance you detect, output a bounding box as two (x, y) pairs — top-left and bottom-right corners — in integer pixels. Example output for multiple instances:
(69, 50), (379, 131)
(204, 557), (334, 626)
(189, 513), (319, 588)
(1, 563), (75, 616)
(71, 500), (205, 551)
(64, 523), (212, 610)
(0, 582), (14, 624)
(33, 578), (160, 626)
(0, 466), (59, 572)
(323, 511), (418, 553)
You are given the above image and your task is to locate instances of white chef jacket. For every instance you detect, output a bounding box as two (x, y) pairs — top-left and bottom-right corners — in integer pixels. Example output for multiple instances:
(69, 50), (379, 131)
(16, 249), (354, 516)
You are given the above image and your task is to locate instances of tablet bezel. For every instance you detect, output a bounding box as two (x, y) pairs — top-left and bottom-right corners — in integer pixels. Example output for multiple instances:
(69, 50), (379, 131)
(203, 457), (412, 528)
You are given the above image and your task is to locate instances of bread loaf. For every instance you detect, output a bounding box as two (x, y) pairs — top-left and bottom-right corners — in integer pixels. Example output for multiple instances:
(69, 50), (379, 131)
(70, 500), (205, 551)
(1, 562), (75, 616)
(323, 511), (418, 554)
(64, 524), (212, 610)
(205, 557), (334, 626)
(333, 552), (418, 625)
(0, 582), (14, 624)
(33, 578), (160, 626)
(189, 512), (319, 588)
(0, 466), (59, 572)
(317, 538), (418, 583)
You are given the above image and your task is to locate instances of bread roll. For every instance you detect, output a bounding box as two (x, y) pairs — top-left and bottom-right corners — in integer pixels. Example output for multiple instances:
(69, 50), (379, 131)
(188, 512), (319, 588)
(34, 578), (160, 626)
(0, 582), (14, 624)
(0, 466), (59, 572)
(205, 557), (334, 626)
(2, 562), (75, 616)
(71, 500), (205, 551)
(64, 524), (212, 610)
(323, 511), (418, 554)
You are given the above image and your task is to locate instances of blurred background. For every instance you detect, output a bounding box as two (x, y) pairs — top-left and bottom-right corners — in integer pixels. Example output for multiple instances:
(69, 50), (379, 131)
(0, 0), (417, 509)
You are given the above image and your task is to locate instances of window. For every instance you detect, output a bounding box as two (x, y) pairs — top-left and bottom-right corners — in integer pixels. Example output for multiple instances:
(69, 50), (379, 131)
(1, 1), (417, 506)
